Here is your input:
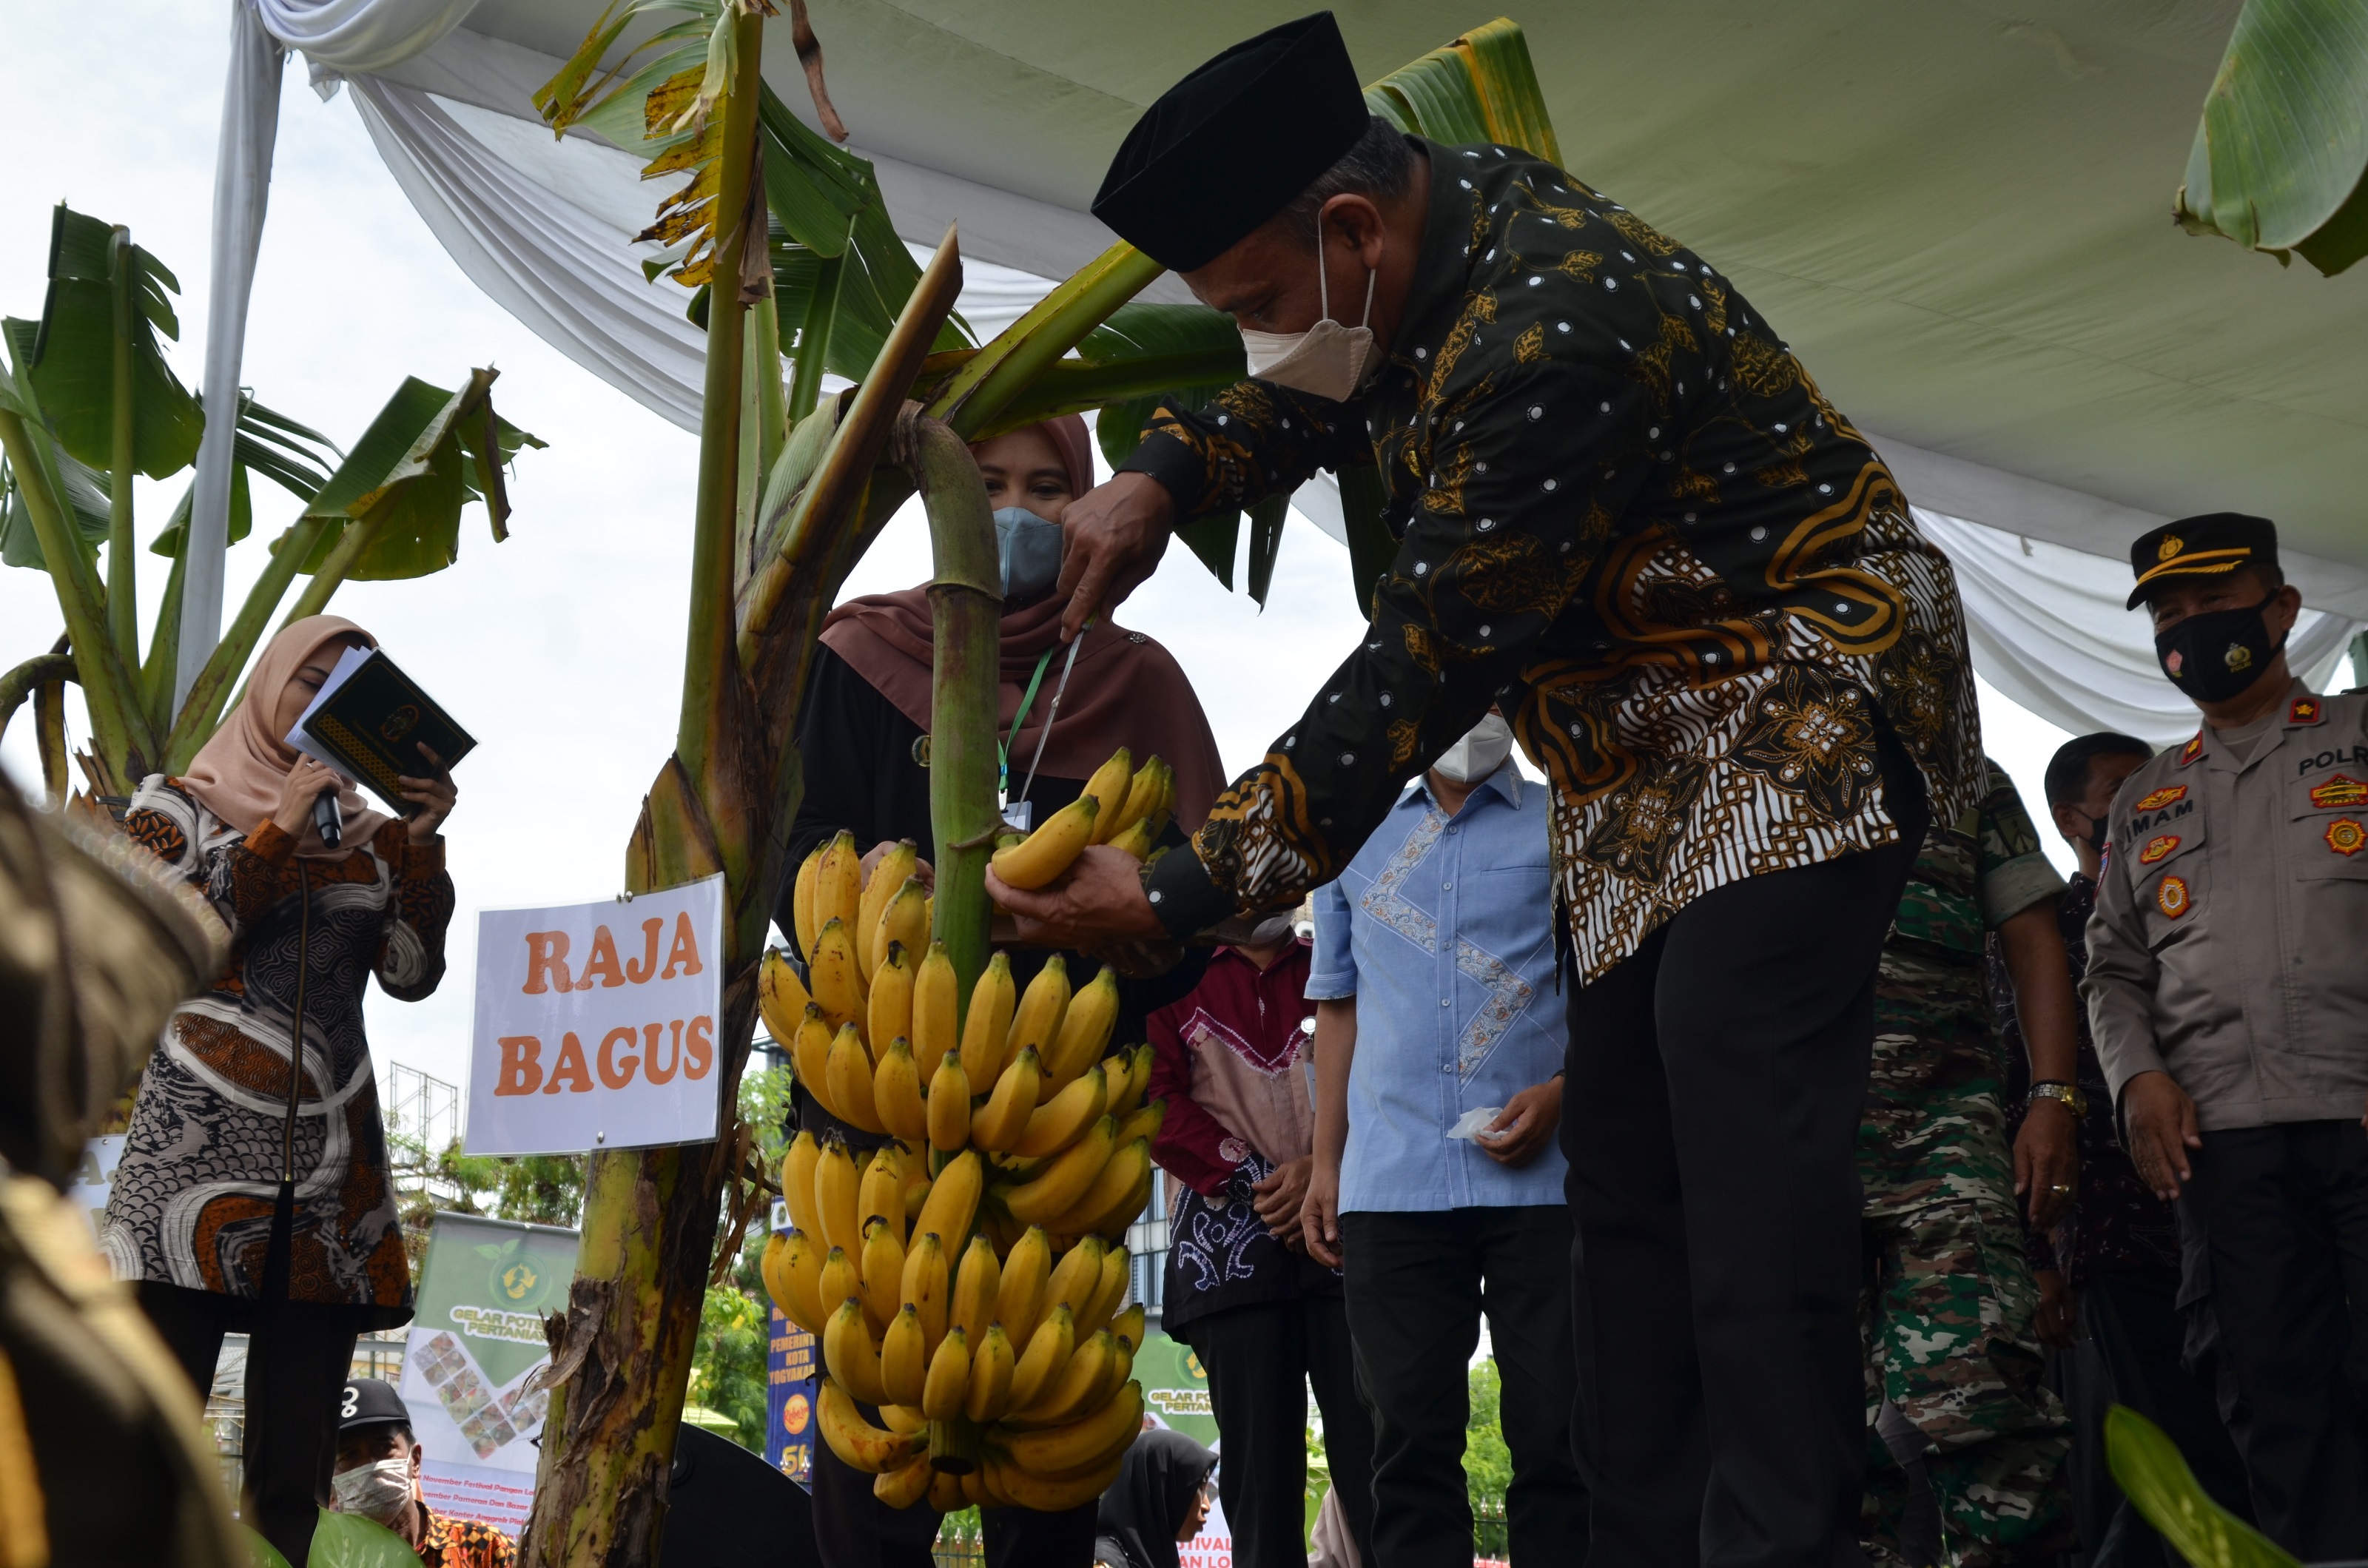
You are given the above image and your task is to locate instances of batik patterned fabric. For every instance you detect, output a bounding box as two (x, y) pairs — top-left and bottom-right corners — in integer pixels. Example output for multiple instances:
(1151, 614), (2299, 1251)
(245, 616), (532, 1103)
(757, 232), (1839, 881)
(1128, 136), (1980, 980)
(100, 778), (451, 1318)
(419, 1510), (516, 1568)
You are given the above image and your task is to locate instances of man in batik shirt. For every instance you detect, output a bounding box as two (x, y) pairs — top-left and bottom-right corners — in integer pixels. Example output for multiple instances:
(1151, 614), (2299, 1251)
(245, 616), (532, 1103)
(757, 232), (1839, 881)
(989, 15), (1982, 1567)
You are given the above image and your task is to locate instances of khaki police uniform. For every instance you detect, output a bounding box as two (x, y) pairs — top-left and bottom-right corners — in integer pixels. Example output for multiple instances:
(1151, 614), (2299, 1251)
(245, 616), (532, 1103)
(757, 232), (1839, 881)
(2082, 679), (2368, 1559)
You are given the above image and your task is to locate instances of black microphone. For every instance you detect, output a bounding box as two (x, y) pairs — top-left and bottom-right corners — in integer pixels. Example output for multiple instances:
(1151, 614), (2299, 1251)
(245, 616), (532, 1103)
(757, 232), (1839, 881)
(312, 787), (343, 849)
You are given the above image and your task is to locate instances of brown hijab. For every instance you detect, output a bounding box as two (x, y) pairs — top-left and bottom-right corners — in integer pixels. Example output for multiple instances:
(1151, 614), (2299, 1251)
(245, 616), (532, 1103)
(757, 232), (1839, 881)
(181, 615), (394, 858)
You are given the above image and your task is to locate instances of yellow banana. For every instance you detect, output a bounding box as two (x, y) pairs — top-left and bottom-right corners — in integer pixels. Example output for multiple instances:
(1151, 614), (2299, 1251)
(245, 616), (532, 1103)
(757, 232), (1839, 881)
(860, 1217), (905, 1333)
(899, 1231), (949, 1354)
(1079, 748), (1134, 844)
(926, 1049), (972, 1154)
(872, 1037), (928, 1145)
(810, 918), (867, 1034)
(911, 941), (959, 1080)
(993, 1225), (1053, 1348)
(995, 1116), (1117, 1225)
(1106, 814), (1161, 859)
(1015, 1066), (1106, 1158)
(927, 1467), (967, 1513)
(921, 1326), (971, 1421)
(820, 1246), (861, 1322)
(950, 1234), (1001, 1346)
(1006, 955), (1070, 1070)
(961, 1467), (1005, 1510)
(989, 795), (1097, 890)
(860, 1146), (906, 1247)
(824, 1299), (888, 1407)
(1014, 1329), (1112, 1425)
(902, 1163), (932, 1224)
(878, 1403), (926, 1436)
(761, 1230), (825, 1334)
(1086, 1333), (1135, 1417)
(960, 953), (1018, 1086)
(794, 1006), (838, 1121)
(1040, 967), (1120, 1094)
(873, 1453), (932, 1510)
(1075, 1242), (1131, 1340)
(826, 1023), (887, 1134)
(969, 1046), (1042, 1154)
(815, 1136), (863, 1256)
(867, 944), (915, 1064)
(1043, 1236), (1107, 1316)
(814, 831), (862, 947)
(781, 1130), (821, 1241)
(857, 841), (918, 984)
(1052, 1137), (1152, 1240)
(983, 1453), (1126, 1513)
(1111, 756), (1171, 839)
(872, 878), (929, 983)
(999, 1379), (1145, 1477)
(756, 949), (813, 1048)
(880, 1305), (929, 1407)
(1111, 1097), (1166, 1151)
(792, 849), (821, 959)
(912, 1149), (983, 1257)
(1108, 1302), (1146, 1353)
(817, 1376), (921, 1474)
(1006, 1304), (1075, 1414)
(1105, 1044), (1152, 1117)
(965, 1323), (1016, 1424)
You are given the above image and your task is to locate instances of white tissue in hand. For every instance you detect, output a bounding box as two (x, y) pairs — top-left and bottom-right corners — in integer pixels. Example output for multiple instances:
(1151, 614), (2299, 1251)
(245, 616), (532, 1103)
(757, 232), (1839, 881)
(1447, 1106), (1504, 1142)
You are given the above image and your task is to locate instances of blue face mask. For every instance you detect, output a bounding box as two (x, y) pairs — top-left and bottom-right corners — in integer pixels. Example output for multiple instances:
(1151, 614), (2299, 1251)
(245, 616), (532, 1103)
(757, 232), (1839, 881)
(993, 507), (1066, 602)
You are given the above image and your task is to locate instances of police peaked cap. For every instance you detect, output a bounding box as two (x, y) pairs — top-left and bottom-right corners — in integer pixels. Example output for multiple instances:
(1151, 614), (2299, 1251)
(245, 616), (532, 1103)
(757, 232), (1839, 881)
(2126, 512), (2279, 609)
(1093, 12), (1372, 273)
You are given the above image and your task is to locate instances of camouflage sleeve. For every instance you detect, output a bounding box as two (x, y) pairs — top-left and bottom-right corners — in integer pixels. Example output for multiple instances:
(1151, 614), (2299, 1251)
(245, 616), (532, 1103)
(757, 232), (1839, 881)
(1976, 759), (2063, 928)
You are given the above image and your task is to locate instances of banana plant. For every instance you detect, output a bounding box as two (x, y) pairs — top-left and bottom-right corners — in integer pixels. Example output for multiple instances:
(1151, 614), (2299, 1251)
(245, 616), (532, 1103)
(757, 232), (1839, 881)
(2106, 1405), (2297, 1568)
(2176, 0), (2368, 275)
(516, 16), (1558, 1564)
(0, 203), (541, 800)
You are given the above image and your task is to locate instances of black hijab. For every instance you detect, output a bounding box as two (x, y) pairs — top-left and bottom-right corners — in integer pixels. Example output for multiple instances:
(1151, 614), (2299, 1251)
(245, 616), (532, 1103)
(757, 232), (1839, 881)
(1093, 1427), (1217, 1568)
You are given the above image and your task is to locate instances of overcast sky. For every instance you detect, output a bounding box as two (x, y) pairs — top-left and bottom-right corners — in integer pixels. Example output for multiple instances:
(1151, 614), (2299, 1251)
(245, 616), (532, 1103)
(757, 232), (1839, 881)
(4, 3), (2091, 1107)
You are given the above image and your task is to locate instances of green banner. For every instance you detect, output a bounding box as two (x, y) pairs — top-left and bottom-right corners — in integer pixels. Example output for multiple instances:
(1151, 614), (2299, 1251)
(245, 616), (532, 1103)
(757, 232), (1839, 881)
(1130, 1330), (1217, 1446)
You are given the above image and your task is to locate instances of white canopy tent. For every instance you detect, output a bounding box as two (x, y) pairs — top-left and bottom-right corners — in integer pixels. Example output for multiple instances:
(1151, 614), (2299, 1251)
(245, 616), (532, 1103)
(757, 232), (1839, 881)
(184, 0), (2368, 746)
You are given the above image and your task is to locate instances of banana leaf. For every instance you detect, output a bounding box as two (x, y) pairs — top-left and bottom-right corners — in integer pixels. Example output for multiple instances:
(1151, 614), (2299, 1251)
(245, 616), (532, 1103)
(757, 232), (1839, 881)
(0, 440), (108, 570)
(29, 203), (205, 478)
(297, 373), (542, 580)
(2105, 1406), (2296, 1568)
(148, 394), (340, 556)
(305, 1510), (426, 1568)
(1365, 18), (1561, 166)
(2175, 0), (2368, 275)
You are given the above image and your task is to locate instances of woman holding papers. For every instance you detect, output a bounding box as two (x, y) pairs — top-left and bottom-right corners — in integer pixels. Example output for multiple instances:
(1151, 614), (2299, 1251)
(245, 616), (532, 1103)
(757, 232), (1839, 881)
(101, 613), (457, 1567)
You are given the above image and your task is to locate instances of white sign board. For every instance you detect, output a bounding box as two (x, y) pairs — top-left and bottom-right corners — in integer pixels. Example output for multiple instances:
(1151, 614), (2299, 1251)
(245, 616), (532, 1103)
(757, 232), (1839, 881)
(467, 876), (726, 1155)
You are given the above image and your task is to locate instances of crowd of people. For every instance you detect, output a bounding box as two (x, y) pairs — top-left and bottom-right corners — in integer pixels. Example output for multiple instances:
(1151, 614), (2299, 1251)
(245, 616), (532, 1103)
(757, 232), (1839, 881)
(36, 10), (2362, 1568)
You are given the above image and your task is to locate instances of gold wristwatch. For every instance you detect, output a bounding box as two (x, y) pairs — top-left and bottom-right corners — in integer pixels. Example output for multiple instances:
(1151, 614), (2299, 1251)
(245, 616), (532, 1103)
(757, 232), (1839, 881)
(2028, 1080), (2088, 1117)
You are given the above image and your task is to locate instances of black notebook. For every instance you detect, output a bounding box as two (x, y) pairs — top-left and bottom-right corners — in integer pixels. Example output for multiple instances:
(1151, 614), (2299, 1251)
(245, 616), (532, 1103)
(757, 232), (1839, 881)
(286, 647), (475, 815)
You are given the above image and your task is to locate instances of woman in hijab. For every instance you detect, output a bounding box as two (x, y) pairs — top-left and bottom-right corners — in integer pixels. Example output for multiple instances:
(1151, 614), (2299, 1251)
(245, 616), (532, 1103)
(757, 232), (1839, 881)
(780, 417), (1224, 1568)
(1094, 1428), (1219, 1568)
(101, 614), (457, 1567)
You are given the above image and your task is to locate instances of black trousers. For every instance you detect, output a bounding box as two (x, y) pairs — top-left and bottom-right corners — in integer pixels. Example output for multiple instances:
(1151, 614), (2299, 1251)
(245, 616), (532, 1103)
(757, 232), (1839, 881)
(1341, 1207), (1585, 1568)
(1175, 1296), (1377, 1568)
(2068, 1265), (2250, 1567)
(1563, 804), (1923, 1568)
(138, 1280), (361, 1568)
(809, 1396), (1098, 1568)
(2184, 1120), (2368, 1561)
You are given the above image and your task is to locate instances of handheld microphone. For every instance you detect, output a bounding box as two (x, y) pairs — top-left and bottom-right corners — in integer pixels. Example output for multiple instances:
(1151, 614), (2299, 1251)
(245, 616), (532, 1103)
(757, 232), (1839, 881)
(312, 787), (343, 849)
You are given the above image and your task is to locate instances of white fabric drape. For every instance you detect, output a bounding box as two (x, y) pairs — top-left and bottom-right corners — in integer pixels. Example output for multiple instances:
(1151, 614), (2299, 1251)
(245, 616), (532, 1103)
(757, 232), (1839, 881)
(1915, 508), (2358, 744)
(255, 0), (481, 95)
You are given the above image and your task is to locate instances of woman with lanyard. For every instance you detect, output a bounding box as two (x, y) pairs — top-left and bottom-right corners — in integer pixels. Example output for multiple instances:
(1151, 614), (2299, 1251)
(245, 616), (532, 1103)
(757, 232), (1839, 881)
(100, 614), (457, 1567)
(776, 415), (1223, 1568)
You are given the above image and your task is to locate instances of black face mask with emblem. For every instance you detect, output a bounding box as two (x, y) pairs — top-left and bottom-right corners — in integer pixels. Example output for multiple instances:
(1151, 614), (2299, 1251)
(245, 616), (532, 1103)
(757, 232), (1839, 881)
(2153, 595), (2284, 704)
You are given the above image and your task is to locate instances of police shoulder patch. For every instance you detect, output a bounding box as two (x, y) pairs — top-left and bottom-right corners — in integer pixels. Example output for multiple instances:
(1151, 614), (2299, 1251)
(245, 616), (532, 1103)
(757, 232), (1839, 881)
(2139, 834), (2180, 864)
(2289, 695), (2324, 727)
(2178, 733), (2205, 767)
(2133, 784), (2187, 812)
(2155, 874), (2192, 918)
(2309, 773), (2368, 809)
(2328, 818), (2367, 858)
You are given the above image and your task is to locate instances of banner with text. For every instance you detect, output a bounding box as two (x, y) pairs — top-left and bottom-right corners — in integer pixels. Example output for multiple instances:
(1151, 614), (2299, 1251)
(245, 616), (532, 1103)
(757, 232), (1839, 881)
(764, 1200), (818, 1488)
(468, 876), (725, 1155)
(399, 1214), (581, 1534)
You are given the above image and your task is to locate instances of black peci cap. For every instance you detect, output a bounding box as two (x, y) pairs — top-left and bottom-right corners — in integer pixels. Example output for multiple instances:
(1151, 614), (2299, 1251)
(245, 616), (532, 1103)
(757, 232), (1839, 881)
(2126, 512), (2279, 609)
(1092, 12), (1372, 273)
(340, 1377), (411, 1433)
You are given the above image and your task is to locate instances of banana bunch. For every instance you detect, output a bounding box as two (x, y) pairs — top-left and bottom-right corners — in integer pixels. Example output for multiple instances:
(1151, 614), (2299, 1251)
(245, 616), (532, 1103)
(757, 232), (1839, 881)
(756, 829), (1171, 1509)
(989, 749), (1177, 890)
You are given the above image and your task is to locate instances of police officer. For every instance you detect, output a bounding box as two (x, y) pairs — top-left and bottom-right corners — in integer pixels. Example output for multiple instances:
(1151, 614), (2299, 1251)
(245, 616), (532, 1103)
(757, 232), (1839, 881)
(2084, 513), (2368, 1561)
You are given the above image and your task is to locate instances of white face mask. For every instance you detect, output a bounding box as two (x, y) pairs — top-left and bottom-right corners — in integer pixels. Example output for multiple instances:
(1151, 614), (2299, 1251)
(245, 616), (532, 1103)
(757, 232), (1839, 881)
(1434, 713), (1515, 784)
(332, 1456), (414, 1525)
(1237, 255), (1377, 403)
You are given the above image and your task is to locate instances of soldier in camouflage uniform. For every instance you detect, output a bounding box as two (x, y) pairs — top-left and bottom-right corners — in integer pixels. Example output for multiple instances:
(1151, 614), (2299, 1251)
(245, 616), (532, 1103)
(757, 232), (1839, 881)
(1860, 759), (2076, 1567)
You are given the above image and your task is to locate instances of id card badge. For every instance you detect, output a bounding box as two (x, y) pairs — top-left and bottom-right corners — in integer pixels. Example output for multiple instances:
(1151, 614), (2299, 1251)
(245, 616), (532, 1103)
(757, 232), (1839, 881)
(1000, 799), (1033, 832)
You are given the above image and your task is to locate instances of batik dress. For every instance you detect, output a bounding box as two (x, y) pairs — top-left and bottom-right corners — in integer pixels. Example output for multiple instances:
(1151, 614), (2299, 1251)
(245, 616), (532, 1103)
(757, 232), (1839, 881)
(100, 776), (451, 1323)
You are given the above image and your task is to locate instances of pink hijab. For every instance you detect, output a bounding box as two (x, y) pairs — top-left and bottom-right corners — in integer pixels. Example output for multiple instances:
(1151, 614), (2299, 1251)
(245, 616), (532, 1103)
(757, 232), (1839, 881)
(182, 615), (393, 858)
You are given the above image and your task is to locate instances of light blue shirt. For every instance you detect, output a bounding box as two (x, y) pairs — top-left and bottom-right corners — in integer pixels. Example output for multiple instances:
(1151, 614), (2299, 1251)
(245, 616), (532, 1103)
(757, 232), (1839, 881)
(1307, 761), (1567, 1212)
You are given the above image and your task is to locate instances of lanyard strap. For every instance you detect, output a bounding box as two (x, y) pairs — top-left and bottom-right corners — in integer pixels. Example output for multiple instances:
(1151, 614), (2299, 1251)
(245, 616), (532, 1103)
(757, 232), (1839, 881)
(998, 645), (1060, 801)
